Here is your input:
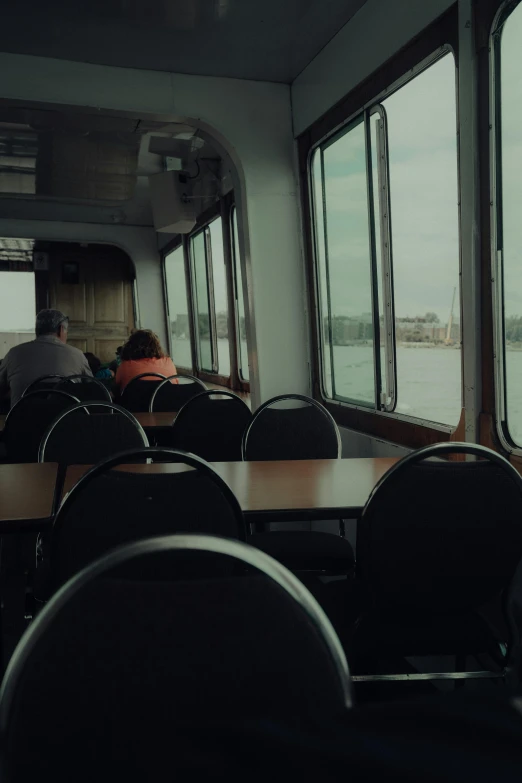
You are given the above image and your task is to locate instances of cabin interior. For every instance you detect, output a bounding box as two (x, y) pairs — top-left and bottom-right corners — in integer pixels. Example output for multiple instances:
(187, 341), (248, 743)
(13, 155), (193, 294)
(0, 0), (522, 778)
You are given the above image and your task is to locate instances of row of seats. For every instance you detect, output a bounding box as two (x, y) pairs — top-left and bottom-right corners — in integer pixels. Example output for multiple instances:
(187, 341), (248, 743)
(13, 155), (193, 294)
(29, 439), (522, 690)
(4, 373), (522, 697)
(22, 370), (219, 412)
(3, 386), (340, 465)
(3, 533), (522, 781)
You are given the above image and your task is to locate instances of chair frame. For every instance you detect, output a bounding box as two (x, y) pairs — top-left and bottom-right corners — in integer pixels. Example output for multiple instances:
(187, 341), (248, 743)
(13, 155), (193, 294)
(173, 389), (250, 426)
(120, 372), (167, 394)
(38, 402), (148, 463)
(4, 389), (81, 429)
(352, 441), (522, 684)
(57, 375), (112, 402)
(0, 534), (352, 736)
(242, 393), (342, 460)
(53, 446), (247, 543)
(149, 374), (207, 412)
(21, 375), (66, 397)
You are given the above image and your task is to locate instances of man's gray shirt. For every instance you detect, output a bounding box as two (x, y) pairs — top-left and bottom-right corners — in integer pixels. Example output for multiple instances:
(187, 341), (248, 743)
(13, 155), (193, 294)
(0, 335), (92, 407)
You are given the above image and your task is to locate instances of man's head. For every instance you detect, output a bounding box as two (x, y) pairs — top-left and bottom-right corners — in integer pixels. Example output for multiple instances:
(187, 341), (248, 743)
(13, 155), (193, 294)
(35, 310), (69, 343)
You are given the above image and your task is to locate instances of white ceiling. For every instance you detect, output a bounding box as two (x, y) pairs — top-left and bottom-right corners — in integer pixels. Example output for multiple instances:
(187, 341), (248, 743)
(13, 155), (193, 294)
(0, 0), (368, 83)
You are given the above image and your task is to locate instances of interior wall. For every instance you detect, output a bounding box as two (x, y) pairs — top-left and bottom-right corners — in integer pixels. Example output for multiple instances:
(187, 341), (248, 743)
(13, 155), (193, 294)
(291, 0), (456, 136)
(0, 219), (163, 341)
(0, 53), (310, 409)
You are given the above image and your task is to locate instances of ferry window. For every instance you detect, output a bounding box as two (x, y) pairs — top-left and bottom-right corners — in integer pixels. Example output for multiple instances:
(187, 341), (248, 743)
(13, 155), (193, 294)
(164, 244), (193, 370)
(191, 229), (214, 373)
(311, 151), (333, 398)
(310, 52), (460, 425)
(496, 0), (522, 445)
(382, 54), (460, 426)
(0, 272), (35, 333)
(312, 118), (377, 406)
(208, 216), (230, 377)
(231, 207), (249, 381)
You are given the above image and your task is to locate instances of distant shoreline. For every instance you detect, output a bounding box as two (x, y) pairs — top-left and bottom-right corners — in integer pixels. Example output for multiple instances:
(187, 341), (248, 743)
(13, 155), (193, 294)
(330, 341), (461, 349)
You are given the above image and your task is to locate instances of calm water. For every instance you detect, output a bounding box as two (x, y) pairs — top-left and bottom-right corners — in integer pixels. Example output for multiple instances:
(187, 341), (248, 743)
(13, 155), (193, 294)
(170, 337), (522, 440)
(329, 345), (462, 427)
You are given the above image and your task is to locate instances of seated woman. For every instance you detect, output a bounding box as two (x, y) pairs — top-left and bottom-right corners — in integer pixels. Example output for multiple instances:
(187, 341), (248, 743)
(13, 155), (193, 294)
(84, 352), (114, 380)
(115, 329), (177, 391)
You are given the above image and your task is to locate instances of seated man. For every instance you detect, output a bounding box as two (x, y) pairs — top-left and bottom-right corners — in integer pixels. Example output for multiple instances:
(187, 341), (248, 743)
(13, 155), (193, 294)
(0, 309), (92, 408)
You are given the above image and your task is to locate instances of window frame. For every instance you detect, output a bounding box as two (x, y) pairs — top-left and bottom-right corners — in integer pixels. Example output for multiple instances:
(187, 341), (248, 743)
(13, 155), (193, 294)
(490, 0), (522, 454)
(311, 112), (387, 411)
(298, 5), (461, 449)
(162, 238), (195, 373)
(230, 202), (250, 383)
(161, 196), (250, 392)
(190, 222), (219, 373)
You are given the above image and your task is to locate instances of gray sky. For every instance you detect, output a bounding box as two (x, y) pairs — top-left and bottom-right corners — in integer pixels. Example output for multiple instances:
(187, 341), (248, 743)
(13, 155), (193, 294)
(501, 3), (522, 318)
(320, 52), (459, 323)
(164, 216), (228, 319)
(0, 271), (35, 331)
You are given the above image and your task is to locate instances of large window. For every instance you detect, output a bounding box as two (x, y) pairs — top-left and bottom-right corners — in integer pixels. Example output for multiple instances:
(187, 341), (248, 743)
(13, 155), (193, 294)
(164, 245), (193, 370)
(493, 0), (522, 447)
(0, 271), (35, 334)
(164, 203), (250, 385)
(311, 52), (461, 427)
(189, 214), (233, 379)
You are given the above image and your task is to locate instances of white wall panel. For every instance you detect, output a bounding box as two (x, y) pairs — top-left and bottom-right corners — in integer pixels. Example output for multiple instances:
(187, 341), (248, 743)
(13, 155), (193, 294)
(0, 53), (309, 408)
(292, 0), (455, 136)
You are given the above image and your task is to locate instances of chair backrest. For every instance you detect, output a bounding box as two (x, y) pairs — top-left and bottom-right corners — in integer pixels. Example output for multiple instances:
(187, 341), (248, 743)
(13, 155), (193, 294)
(39, 403), (148, 465)
(150, 374), (206, 412)
(51, 447), (246, 588)
(243, 394), (341, 461)
(3, 390), (81, 463)
(119, 373), (167, 412)
(57, 375), (112, 403)
(21, 374), (65, 397)
(357, 442), (522, 615)
(0, 535), (351, 781)
(172, 390), (252, 461)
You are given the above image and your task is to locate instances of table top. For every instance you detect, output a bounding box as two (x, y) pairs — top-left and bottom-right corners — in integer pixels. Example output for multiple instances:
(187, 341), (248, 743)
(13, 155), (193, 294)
(0, 411), (177, 433)
(0, 462), (58, 530)
(134, 412), (177, 428)
(0, 458), (399, 533)
(62, 458), (399, 519)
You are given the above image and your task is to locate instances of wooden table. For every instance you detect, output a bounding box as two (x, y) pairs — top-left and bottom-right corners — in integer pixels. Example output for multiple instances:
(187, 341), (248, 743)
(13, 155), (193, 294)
(0, 463), (58, 531)
(0, 412), (178, 433)
(134, 412), (177, 429)
(62, 458), (399, 522)
(0, 458), (399, 533)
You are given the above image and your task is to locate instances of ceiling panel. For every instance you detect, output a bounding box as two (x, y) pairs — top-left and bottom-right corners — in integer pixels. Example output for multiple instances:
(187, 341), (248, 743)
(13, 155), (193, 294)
(0, 0), (368, 83)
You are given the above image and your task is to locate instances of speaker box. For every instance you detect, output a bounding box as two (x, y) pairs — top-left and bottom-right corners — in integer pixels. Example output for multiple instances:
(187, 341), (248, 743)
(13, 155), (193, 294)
(148, 171), (196, 234)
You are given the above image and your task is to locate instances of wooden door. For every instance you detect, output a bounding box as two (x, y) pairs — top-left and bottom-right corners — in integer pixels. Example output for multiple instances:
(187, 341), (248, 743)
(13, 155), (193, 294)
(48, 244), (135, 363)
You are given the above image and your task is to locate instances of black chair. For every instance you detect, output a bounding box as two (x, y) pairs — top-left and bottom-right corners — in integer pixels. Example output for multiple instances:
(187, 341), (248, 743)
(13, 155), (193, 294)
(48, 447), (246, 590)
(3, 390), (81, 463)
(242, 394), (341, 461)
(57, 375), (112, 403)
(38, 402), (148, 465)
(21, 375), (65, 397)
(244, 395), (352, 578)
(119, 373), (166, 412)
(150, 374), (207, 412)
(351, 442), (522, 685)
(0, 535), (351, 782)
(171, 390), (252, 461)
